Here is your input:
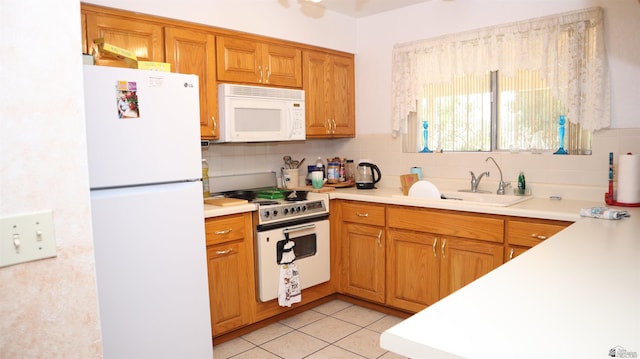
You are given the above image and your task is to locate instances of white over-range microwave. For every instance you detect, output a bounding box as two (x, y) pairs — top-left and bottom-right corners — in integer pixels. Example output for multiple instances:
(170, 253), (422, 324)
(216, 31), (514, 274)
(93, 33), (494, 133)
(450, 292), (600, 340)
(214, 83), (306, 143)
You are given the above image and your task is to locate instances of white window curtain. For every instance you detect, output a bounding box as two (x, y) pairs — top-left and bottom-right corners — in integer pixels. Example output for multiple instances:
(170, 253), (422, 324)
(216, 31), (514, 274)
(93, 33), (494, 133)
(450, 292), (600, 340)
(391, 7), (610, 138)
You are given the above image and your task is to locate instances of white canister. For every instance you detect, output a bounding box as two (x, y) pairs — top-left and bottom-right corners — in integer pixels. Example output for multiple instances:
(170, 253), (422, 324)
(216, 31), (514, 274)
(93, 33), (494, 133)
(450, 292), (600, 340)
(283, 168), (300, 188)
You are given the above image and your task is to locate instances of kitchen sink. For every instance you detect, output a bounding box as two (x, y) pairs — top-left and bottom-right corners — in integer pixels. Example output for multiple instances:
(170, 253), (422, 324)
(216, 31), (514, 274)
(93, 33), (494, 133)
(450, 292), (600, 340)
(439, 191), (532, 206)
(393, 191), (532, 207)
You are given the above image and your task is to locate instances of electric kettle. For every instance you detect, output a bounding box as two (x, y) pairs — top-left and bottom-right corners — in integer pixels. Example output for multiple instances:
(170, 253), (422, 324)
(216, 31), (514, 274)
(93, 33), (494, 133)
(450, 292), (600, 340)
(355, 162), (382, 189)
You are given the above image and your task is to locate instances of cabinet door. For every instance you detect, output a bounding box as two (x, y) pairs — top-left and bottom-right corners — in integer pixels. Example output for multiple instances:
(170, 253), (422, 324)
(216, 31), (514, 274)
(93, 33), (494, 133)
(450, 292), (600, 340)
(165, 27), (218, 139)
(263, 43), (302, 87)
(216, 36), (262, 84)
(207, 241), (252, 336)
(505, 245), (530, 261)
(303, 51), (331, 137)
(341, 223), (385, 303)
(303, 51), (355, 138)
(439, 237), (503, 299)
(328, 54), (355, 137)
(387, 229), (440, 312)
(85, 13), (164, 67)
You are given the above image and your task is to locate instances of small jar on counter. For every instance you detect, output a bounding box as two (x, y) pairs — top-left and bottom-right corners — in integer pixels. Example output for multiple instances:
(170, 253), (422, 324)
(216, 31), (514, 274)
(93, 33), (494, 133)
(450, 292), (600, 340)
(345, 159), (355, 183)
(327, 161), (340, 184)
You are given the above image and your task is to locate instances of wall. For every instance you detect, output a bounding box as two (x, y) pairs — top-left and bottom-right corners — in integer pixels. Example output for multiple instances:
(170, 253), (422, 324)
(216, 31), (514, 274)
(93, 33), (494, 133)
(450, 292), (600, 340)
(0, 0), (102, 357)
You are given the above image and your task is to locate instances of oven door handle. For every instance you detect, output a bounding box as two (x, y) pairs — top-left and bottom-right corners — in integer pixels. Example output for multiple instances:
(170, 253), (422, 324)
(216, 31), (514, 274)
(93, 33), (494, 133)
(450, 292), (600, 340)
(282, 223), (316, 234)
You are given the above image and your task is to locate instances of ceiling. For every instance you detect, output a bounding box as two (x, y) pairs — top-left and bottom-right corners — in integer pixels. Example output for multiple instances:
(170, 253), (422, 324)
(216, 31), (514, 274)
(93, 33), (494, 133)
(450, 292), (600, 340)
(306, 0), (432, 18)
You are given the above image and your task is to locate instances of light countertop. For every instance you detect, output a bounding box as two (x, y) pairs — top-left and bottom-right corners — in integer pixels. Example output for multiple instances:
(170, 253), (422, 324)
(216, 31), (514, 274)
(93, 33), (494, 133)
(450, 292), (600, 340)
(380, 207), (640, 358)
(203, 186), (639, 357)
(204, 185), (603, 221)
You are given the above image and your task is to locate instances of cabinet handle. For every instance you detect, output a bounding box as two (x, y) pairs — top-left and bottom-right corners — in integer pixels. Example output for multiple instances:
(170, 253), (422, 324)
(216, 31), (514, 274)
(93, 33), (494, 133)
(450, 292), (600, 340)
(266, 66), (271, 83)
(326, 118), (332, 134)
(441, 238), (447, 258)
(258, 65), (263, 83)
(432, 237), (438, 257)
(356, 212), (369, 217)
(214, 228), (232, 235)
(212, 116), (217, 131)
(331, 119), (337, 133)
(215, 249), (233, 255)
(509, 248), (515, 260)
(530, 233), (548, 240)
(376, 230), (382, 248)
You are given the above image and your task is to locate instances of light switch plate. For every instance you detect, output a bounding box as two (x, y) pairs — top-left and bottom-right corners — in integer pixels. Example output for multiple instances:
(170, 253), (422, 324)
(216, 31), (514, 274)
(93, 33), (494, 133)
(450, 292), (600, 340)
(0, 210), (57, 268)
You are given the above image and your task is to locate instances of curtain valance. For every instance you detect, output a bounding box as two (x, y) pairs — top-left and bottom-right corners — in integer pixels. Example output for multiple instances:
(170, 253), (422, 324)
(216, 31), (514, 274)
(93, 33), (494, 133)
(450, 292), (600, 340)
(391, 7), (610, 137)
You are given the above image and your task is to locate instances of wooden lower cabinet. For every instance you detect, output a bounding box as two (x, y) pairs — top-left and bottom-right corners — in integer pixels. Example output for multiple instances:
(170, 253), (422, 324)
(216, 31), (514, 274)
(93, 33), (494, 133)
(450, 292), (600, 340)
(339, 201), (386, 303)
(505, 218), (572, 261)
(438, 236), (503, 299)
(386, 205), (504, 312)
(386, 229), (440, 312)
(205, 212), (255, 336)
(342, 222), (386, 303)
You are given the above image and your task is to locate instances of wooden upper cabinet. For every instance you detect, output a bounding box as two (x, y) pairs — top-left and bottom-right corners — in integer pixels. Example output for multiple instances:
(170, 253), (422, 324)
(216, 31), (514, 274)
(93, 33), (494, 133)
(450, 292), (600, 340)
(216, 35), (302, 88)
(164, 27), (218, 139)
(84, 12), (164, 67)
(303, 51), (355, 138)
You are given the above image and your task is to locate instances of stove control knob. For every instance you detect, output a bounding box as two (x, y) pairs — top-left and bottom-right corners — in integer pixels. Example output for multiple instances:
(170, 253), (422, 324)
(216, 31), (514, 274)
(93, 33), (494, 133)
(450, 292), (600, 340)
(263, 210), (270, 218)
(283, 208), (289, 215)
(272, 209), (278, 217)
(296, 206), (301, 213)
(301, 205), (307, 212)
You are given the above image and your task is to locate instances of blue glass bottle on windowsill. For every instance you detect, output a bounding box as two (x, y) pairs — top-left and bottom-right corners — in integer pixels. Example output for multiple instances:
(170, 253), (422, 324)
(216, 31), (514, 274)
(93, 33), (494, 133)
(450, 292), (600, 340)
(553, 115), (568, 155)
(420, 121), (433, 153)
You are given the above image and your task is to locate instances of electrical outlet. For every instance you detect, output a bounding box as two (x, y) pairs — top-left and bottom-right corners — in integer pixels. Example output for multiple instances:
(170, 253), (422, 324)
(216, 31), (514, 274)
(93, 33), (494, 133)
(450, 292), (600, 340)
(0, 210), (57, 268)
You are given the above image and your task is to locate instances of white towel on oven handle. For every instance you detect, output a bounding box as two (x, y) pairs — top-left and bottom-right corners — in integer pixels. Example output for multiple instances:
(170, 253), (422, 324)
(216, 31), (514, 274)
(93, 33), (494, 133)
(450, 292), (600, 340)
(278, 262), (301, 307)
(278, 240), (301, 307)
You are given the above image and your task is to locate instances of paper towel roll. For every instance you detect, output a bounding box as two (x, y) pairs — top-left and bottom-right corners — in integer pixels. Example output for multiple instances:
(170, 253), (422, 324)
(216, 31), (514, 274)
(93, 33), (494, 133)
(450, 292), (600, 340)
(617, 154), (640, 204)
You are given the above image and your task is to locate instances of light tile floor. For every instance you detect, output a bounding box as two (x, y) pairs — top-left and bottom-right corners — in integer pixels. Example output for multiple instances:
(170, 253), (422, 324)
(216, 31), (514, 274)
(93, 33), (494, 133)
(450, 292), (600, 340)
(213, 299), (409, 359)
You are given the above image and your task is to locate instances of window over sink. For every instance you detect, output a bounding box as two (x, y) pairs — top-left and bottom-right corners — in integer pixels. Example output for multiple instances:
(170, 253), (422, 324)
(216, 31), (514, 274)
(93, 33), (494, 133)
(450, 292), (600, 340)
(392, 7), (609, 155)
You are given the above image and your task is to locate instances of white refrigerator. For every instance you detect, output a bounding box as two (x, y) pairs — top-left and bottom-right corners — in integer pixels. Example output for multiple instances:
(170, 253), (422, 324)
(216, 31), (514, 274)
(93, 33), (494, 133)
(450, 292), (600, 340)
(83, 65), (213, 358)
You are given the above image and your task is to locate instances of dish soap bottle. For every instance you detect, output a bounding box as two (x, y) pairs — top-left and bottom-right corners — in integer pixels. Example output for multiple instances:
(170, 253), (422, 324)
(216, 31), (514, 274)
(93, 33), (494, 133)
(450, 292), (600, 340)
(202, 159), (210, 198)
(517, 171), (526, 195)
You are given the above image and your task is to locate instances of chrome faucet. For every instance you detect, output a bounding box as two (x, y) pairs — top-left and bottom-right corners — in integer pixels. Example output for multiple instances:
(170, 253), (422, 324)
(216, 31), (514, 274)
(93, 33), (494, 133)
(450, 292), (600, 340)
(486, 156), (510, 195)
(469, 171), (490, 192)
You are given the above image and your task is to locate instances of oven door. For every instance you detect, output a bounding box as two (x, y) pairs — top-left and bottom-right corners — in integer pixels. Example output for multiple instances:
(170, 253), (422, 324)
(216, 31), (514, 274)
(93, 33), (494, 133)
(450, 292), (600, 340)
(256, 218), (330, 302)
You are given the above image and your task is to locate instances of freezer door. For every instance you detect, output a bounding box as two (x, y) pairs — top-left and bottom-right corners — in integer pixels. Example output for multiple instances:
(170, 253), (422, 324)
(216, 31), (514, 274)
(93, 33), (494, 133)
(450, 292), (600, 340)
(83, 65), (201, 188)
(90, 181), (213, 358)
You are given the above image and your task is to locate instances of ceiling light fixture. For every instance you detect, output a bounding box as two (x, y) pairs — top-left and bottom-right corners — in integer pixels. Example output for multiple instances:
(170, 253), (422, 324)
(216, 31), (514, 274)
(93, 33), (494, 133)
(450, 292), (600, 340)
(305, 0), (322, 3)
